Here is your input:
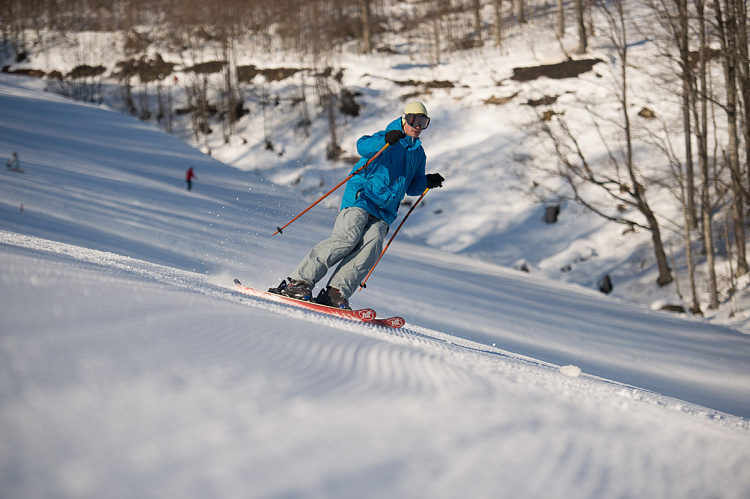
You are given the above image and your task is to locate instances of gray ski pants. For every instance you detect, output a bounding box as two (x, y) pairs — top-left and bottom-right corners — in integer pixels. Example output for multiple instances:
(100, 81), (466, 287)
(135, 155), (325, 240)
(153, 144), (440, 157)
(290, 207), (389, 298)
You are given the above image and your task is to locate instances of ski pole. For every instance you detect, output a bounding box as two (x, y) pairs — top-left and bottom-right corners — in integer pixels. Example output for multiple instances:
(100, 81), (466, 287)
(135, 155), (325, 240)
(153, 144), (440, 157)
(274, 143), (390, 235)
(359, 187), (430, 290)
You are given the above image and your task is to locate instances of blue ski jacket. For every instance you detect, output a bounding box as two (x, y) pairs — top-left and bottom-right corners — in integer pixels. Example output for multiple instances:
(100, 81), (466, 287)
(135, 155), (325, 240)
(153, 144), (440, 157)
(341, 117), (428, 225)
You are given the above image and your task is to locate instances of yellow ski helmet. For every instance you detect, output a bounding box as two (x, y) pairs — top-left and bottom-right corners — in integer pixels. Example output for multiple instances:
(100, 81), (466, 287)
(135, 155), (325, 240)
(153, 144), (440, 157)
(404, 101), (428, 117)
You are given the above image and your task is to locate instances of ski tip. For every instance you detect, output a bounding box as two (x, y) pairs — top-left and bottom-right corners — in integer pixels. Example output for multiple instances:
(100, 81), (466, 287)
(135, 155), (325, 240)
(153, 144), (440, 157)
(234, 278), (242, 285)
(367, 316), (405, 328)
(385, 317), (405, 328)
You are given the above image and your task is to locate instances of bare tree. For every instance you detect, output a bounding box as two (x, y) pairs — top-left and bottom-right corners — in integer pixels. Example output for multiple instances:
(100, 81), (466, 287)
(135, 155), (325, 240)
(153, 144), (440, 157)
(315, 68), (342, 160)
(470, 0), (484, 46)
(492, 0), (505, 48)
(359, 0), (373, 54)
(599, 0), (672, 285)
(529, 0), (673, 287)
(646, 115), (704, 312)
(713, 0), (748, 276)
(516, 0), (526, 24)
(734, 0), (750, 196)
(660, 0), (698, 230)
(0, 0), (29, 57)
(575, 0), (588, 54)
(640, 0), (701, 309)
(694, 0), (720, 309)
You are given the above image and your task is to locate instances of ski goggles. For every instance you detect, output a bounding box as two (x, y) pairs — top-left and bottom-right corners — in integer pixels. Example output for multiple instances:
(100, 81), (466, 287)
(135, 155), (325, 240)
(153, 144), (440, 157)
(404, 113), (430, 129)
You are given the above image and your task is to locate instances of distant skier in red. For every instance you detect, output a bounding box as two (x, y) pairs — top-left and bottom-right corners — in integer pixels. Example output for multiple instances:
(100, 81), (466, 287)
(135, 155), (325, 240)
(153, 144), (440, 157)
(185, 166), (197, 190)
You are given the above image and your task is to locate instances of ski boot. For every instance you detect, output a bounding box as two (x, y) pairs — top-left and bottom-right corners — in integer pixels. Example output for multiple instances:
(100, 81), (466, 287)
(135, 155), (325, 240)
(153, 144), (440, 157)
(270, 278), (313, 301)
(316, 286), (351, 310)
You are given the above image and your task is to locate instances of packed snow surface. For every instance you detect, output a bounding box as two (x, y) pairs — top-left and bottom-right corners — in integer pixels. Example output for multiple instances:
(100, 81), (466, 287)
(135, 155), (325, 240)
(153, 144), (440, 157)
(1, 77), (749, 497)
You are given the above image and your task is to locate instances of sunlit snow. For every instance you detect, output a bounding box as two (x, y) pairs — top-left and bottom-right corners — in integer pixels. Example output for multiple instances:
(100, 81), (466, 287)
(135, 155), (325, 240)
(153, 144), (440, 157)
(2, 41), (750, 499)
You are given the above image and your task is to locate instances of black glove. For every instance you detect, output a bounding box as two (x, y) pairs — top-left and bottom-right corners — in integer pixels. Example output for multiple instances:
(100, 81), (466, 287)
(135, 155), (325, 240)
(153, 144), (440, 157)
(426, 173), (444, 188)
(385, 130), (406, 145)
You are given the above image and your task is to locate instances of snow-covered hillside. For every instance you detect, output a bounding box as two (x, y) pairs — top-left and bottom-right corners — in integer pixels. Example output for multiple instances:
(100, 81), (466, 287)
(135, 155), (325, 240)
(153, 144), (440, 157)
(2, 73), (750, 497)
(9, 9), (750, 328)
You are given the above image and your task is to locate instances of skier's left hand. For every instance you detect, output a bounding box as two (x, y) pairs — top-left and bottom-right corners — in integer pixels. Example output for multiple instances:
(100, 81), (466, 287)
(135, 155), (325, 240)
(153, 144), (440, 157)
(426, 173), (444, 188)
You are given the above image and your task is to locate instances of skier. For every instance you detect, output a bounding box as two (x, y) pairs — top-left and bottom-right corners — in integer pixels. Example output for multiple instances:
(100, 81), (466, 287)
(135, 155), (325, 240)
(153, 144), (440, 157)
(6, 152), (20, 171)
(185, 166), (197, 190)
(274, 101), (444, 309)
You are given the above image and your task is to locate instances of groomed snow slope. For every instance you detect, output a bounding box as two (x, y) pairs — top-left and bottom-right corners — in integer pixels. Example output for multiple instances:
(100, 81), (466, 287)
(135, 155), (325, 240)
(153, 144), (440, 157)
(1, 76), (749, 498)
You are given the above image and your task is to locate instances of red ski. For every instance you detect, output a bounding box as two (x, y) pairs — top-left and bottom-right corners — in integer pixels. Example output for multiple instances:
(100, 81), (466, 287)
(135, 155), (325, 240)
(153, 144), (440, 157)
(234, 279), (404, 328)
(372, 316), (406, 328)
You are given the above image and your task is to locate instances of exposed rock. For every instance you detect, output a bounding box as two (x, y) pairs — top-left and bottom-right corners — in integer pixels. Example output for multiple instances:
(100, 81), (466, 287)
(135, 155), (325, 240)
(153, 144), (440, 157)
(511, 59), (603, 81)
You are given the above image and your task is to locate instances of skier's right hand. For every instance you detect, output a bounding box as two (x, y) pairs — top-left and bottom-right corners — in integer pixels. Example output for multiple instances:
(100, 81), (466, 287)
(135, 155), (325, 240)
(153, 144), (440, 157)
(385, 130), (406, 145)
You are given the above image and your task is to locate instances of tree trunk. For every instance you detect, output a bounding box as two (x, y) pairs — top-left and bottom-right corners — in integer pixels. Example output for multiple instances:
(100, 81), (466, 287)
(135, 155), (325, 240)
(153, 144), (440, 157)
(675, 0), (697, 229)
(642, 203), (674, 286)
(735, 0), (750, 193)
(714, 0), (748, 276)
(575, 0), (588, 53)
(682, 180), (702, 314)
(472, 0), (484, 45)
(557, 0), (565, 39)
(615, 0), (672, 285)
(493, 0), (505, 48)
(516, 0), (526, 24)
(694, 0), (720, 308)
(359, 0), (372, 54)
